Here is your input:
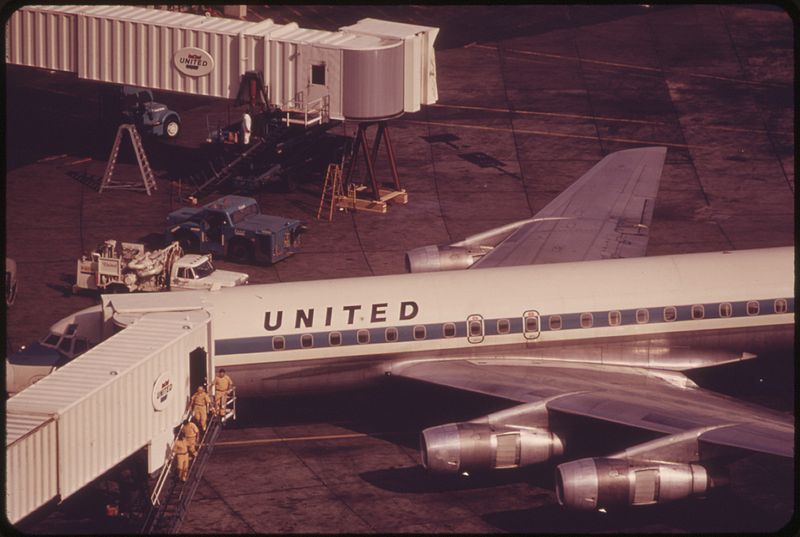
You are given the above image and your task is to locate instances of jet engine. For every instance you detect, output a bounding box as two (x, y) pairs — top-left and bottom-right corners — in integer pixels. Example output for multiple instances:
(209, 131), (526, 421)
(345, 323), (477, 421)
(405, 245), (480, 273)
(420, 422), (564, 473)
(555, 457), (710, 510)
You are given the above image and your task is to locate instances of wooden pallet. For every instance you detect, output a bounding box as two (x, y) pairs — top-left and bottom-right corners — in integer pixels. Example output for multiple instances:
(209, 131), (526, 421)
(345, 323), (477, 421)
(333, 188), (408, 214)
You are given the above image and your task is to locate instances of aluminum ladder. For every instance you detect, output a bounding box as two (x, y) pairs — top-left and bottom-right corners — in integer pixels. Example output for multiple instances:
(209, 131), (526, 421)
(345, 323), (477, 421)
(316, 163), (343, 221)
(99, 124), (157, 195)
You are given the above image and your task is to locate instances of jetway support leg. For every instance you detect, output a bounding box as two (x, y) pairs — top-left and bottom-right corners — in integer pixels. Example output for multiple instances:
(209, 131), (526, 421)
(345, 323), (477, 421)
(344, 121), (404, 203)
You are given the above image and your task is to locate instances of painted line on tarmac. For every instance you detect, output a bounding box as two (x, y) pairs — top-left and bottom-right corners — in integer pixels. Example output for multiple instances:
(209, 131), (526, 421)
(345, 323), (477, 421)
(402, 119), (718, 150)
(216, 431), (409, 447)
(37, 154), (69, 163)
(67, 158), (92, 166)
(429, 103), (792, 136)
(470, 43), (790, 89)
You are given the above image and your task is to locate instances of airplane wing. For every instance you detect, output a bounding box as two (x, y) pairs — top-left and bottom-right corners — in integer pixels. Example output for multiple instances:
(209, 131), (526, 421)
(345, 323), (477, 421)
(392, 358), (793, 459)
(470, 146), (667, 269)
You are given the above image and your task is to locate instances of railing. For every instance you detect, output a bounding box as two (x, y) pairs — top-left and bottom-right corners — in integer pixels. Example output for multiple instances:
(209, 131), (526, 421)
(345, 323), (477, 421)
(282, 92), (330, 127)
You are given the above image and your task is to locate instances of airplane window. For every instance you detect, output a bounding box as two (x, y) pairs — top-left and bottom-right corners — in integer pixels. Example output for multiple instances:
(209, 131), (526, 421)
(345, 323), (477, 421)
(636, 309), (649, 324)
(272, 336), (285, 351)
(774, 299), (788, 314)
(719, 303), (732, 317)
(443, 323), (456, 338)
(608, 311), (621, 326)
(413, 325), (426, 340)
(469, 320), (482, 337)
(664, 306), (677, 322)
(746, 301), (760, 316)
(579, 313), (593, 328)
(329, 332), (342, 346)
(497, 319), (510, 334)
(524, 316), (539, 333)
(691, 304), (704, 320)
(357, 329), (370, 344)
(385, 327), (399, 342)
(549, 315), (562, 330)
(300, 334), (313, 348)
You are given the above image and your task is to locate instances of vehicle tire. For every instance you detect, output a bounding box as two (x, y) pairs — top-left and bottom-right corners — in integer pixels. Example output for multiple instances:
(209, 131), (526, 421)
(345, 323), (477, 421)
(228, 239), (253, 263)
(163, 116), (180, 139)
(108, 283), (129, 294)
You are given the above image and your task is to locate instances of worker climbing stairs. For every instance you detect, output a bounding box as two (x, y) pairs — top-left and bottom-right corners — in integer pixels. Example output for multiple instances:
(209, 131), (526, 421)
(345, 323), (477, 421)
(141, 390), (236, 534)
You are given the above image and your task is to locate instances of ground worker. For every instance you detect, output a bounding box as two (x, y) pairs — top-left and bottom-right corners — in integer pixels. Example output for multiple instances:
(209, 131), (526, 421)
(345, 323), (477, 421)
(190, 385), (212, 432)
(173, 434), (190, 482)
(241, 112), (252, 145)
(181, 418), (200, 458)
(213, 368), (234, 417)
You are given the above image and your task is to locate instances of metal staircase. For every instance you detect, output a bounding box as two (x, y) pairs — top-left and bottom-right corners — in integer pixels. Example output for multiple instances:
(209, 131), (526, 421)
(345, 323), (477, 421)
(141, 390), (236, 534)
(100, 124), (157, 195)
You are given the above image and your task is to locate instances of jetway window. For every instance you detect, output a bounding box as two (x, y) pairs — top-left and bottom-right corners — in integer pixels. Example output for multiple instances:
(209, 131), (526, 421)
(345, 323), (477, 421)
(301, 334), (313, 348)
(608, 311), (621, 326)
(719, 303), (732, 317)
(385, 327), (399, 342)
(272, 336), (285, 351)
(312, 63), (325, 85)
(774, 299), (788, 313)
(329, 332), (342, 346)
(691, 304), (704, 319)
(636, 309), (649, 324)
(357, 329), (370, 344)
(746, 301), (760, 316)
(497, 319), (510, 334)
(413, 325), (427, 340)
(549, 315), (562, 330)
(579, 313), (593, 328)
(443, 323), (456, 338)
(663, 306), (677, 322)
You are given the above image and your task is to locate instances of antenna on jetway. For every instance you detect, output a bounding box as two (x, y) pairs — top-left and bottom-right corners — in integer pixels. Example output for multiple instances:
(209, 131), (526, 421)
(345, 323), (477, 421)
(99, 124), (157, 195)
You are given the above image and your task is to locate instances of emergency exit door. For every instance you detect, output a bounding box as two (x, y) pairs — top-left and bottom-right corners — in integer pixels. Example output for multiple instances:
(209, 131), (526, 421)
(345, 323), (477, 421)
(189, 347), (208, 392)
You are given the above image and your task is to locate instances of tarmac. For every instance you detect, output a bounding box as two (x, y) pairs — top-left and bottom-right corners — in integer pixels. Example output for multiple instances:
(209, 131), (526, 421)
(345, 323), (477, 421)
(5, 4), (795, 534)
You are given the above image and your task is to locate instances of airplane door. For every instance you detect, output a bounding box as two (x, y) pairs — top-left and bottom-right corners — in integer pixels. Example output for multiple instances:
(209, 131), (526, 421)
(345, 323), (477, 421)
(523, 310), (541, 340)
(467, 314), (484, 344)
(189, 347), (208, 392)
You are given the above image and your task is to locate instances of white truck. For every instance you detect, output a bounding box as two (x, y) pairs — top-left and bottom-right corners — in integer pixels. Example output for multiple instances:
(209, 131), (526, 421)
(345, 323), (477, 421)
(74, 240), (248, 293)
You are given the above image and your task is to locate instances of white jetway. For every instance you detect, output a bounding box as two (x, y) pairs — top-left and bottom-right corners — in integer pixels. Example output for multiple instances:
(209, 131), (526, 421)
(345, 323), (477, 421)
(6, 5), (439, 121)
(6, 309), (212, 525)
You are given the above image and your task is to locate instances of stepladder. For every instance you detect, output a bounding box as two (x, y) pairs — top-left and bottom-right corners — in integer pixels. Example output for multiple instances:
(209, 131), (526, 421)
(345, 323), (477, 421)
(100, 124), (157, 195)
(316, 163), (343, 221)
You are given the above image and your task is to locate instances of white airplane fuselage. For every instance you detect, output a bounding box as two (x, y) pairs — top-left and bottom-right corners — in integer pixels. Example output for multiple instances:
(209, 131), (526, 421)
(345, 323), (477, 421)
(140, 246), (794, 397)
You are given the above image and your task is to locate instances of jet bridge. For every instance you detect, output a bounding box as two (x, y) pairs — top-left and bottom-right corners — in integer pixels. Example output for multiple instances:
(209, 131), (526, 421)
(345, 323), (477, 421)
(6, 307), (214, 526)
(6, 6), (439, 122)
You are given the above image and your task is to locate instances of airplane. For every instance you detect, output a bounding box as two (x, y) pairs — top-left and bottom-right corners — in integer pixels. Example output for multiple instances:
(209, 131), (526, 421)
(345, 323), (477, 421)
(11, 147), (794, 511)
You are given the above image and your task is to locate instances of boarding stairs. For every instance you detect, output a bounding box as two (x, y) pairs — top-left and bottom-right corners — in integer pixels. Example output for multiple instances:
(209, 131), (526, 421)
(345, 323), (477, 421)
(100, 124), (157, 195)
(141, 390), (237, 534)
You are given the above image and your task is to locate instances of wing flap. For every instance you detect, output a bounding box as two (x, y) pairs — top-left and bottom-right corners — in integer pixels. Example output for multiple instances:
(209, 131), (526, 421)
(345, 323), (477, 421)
(472, 146), (666, 268)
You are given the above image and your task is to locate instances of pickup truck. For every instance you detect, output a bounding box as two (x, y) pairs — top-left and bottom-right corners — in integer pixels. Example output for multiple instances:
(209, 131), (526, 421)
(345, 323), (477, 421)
(122, 85), (181, 138)
(165, 195), (307, 264)
(74, 240), (248, 294)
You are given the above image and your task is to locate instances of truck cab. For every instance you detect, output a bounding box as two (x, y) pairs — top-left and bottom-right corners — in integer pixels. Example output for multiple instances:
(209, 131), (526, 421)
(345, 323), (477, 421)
(122, 86), (181, 139)
(166, 195), (307, 264)
(170, 254), (249, 290)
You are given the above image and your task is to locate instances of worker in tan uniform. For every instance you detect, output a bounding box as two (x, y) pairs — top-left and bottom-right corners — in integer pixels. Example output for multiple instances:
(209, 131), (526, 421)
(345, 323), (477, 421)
(213, 368), (234, 417)
(190, 385), (212, 432)
(181, 418), (200, 458)
(173, 434), (190, 482)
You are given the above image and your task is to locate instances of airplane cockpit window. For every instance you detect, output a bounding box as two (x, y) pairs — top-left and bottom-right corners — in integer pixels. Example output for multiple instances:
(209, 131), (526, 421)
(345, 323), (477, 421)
(73, 339), (88, 355)
(58, 337), (73, 354)
(44, 333), (61, 346)
(65, 324), (78, 336)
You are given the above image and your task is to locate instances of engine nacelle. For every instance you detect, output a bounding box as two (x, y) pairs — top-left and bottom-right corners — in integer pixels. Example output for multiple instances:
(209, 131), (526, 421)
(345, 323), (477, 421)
(405, 245), (478, 273)
(555, 457), (710, 510)
(420, 422), (564, 474)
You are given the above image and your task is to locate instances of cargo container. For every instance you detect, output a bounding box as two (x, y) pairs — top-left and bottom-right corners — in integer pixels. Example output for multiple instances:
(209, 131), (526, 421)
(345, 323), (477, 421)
(6, 309), (212, 525)
(6, 6), (438, 121)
